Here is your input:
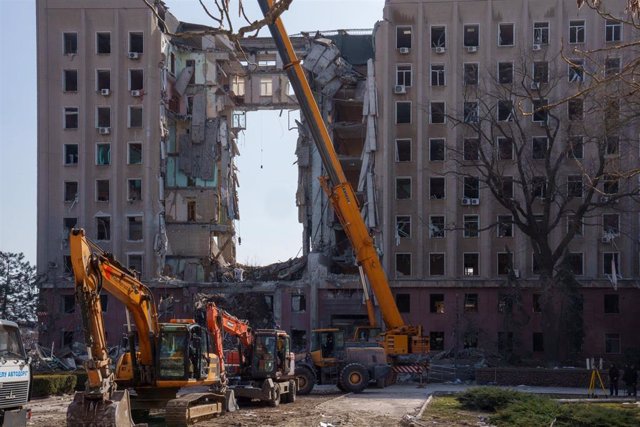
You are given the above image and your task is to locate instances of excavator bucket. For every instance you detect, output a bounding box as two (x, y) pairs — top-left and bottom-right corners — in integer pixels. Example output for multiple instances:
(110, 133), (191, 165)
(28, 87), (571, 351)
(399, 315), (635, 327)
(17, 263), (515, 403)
(67, 389), (137, 427)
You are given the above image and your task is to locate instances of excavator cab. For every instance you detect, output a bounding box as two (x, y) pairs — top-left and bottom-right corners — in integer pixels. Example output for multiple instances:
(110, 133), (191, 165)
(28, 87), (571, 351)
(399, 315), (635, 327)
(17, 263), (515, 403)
(157, 323), (218, 381)
(251, 331), (291, 378)
(310, 329), (345, 366)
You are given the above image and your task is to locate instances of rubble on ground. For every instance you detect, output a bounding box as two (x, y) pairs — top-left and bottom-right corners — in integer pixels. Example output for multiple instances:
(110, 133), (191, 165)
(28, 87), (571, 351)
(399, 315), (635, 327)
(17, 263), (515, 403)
(218, 256), (307, 282)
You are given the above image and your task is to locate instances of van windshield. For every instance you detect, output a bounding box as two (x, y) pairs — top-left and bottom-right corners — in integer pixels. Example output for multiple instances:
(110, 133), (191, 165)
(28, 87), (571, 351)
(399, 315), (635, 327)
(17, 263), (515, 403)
(0, 325), (25, 359)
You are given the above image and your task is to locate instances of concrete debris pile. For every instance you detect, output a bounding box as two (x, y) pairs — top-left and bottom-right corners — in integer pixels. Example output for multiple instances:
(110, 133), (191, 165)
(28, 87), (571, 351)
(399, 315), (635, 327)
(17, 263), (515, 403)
(196, 293), (275, 330)
(302, 37), (358, 97)
(31, 341), (124, 372)
(219, 256), (307, 282)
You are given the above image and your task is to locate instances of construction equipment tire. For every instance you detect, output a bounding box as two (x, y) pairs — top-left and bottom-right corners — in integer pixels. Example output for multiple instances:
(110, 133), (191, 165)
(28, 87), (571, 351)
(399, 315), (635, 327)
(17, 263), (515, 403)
(339, 363), (369, 393)
(268, 386), (280, 407)
(287, 379), (297, 403)
(295, 365), (316, 395)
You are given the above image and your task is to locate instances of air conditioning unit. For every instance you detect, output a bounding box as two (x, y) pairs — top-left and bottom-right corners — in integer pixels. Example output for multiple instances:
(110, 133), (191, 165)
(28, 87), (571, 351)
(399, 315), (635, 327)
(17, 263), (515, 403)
(532, 44), (542, 51)
(461, 198), (471, 206)
(100, 88), (110, 96)
(466, 46), (478, 53)
(128, 52), (140, 59)
(530, 82), (540, 90)
(399, 47), (410, 54)
(98, 127), (111, 135)
(131, 90), (142, 97)
(435, 46), (446, 54)
(512, 269), (520, 278)
(394, 85), (406, 94)
(470, 198), (480, 205)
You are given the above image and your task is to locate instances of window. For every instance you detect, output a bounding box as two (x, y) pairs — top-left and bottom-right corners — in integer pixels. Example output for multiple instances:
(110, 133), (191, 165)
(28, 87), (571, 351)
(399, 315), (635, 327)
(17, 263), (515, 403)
(396, 216), (411, 239)
(429, 139), (445, 161)
(260, 77), (273, 96)
(498, 215), (513, 237)
(396, 177), (411, 199)
(498, 294), (512, 313)
(64, 144), (78, 165)
(63, 32), (77, 55)
(463, 138), (479, 161)
(463, 215), (479, 238)
(565, 253), (584, 275)
(129, 32), (144, 53)
(533, 22), (549, 45)
(128, 254), (143, 276)
(430, 64), (446, 86)
(605, 100), (620, 123)
(62, 331), (74, 347)
(396, 294), (410, 313)
(464, 102), (479, 123)
(568, 136), (584, 159)
(430, 332), (445, 351)
(463, 177), (479, 199)
(464, 293), (478, 312)
(568, 99), (584, 121)
(62, 295), (75, 314)
(603, 213), (620, 236)
(64, 107), (79, 129)
(395, 139), (411, 162)
(430, 102), (445, 124)
(500, 177), (514, 199)
(97, 107), (110, 128)
(430, 177), (445, 200)
(187, 200), (197, 221)
(463, 63), (479, 85)
(463, 253), (479, 276)
(497, 100), (513, 121)
(532, 176), (547, 198)
(96, 216), (111, 240)
(431, 26), (446, 48)
(96, 32), (111, 54)
(568, 59), (584, 82)
(567, 175), (583, 198)
(497, 253), (513, 275)
(605, 333), (621, 354)
(533, 294), (542, 312)
(395, 253), (411, 276)
(464, 332), (478, 349)
(605, 136), (619, 157)
(429, 216), (445, 238)
(128, 179), (142, 201)
(464, 24), (479, 47)
(64, 181), (78, 202)
(63, 255), (72, 273)
(291, 294), (306, 312)
(130, 69), (143, 91)
(100, 295), (109, 313)
(430, 253), (445, 276)
(396, 26), (412, 49)
(567, 215), (584, 236)
(603, 252), (620, 275)
(533, 61), (549, 83)
(497, 137), (513, 160)
(569, 20), (585, 44)
(532, 137), (548, 159)
(604, 294), (620, 313)
(186, 59), (196, 84)
(127, 216), (143, 241)
(430, 294), (445, 313)
(96, 180), (109, 202)
(498, 331), (514, 352)
(97, 70), (110, 91)
(533, 333), (544, 352)
(63, 218), (77, 238)
(96, 143), (110, 165)
(498, 23), (515, 46)
(396, 64), (412, 87)
(63, 70), (77, 92)
(396, 101), (411, 124)
(498, 62), (513, 84)
(603, 174), (618, 194)
(605, 57), (621, 76)
(232, 76), (245, 96)
(605, 19), (622, 42)
(129, 106), (143, 128)
(532, 99), (548, 123)
(128, 143), (142, 164)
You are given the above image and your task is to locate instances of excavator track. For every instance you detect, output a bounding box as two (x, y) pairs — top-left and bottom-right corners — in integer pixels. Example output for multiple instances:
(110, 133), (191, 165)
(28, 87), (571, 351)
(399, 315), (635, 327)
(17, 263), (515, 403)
(164, 392), (225, 427)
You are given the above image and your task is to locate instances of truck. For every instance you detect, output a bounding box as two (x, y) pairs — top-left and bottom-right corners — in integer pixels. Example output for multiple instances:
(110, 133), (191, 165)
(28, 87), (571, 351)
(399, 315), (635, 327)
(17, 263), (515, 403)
(0, 320), (31, 427)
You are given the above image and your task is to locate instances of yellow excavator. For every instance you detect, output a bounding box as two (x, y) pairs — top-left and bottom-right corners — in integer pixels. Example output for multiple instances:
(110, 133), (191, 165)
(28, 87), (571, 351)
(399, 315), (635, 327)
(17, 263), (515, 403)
(66, 229), (236, 427)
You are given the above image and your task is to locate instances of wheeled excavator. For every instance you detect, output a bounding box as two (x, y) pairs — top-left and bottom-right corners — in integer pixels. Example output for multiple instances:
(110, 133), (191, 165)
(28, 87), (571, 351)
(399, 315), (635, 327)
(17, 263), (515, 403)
(66, 229), (237, 427)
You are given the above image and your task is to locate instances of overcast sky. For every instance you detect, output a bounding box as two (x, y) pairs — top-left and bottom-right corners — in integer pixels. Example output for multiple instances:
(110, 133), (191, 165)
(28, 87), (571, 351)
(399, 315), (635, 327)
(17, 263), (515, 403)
(0, 0), (384, 266)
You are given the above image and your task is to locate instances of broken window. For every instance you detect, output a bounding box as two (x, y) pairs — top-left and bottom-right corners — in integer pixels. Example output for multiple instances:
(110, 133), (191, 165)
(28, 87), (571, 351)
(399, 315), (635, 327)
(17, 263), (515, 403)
(463, 176), (479, 199)
(568, 59), (584, 82)
(532, 176), (547, 198)
(603, 213), (620, 236)
(232, 76), (245, 96)
(464, 24), (479, 47)
(130, 69), (143, 91)
(129, 106), (143, 128)
(395, 139), (411, 162)
(64, 107), (79, 129)
(567, 175), (583, 198)
(430, 64), (445, 86)
(431, 26), (446, 49)
(603, 253), (620, 276)
(533, 22), (549, 45)
(568, 136), (584, 159)
(63, 218), (77, 238)
(128, 143), (142, 164)
(62, 331), (74, 347)
(430, 177), (445, 200)
(497, 252), (513, 275)
(430, 253), (445, 276)
(430, 332), (445, 350)
(96, 143), (111, 165)
(259, 77), (273, 96)
(464, 102), (479, 123)
(97, 107), (110, 128)
(396, 26), (412, 49)
(605, 57), (621, 76)
(464, 293), (479, 312)
(430, 294), (445, 313)
(498, 62), (513, 84)
(497, 100), (513, 121)
(96, 32), (111, 54)
(96, 216), (111, 240)
(605, 136), (619, 156)
(97, 70), (111, 91)
(533, 294), (542, 312)
(63, 70), (77, 92)
(565, 253), (584, 275)
(605, 19), (622, 42)
(64, 181), (78, 203)
(429, 139), (445, 161)
(497, 137), (513, 160)
(605, 333), (620, 354)
(128, 179), (142, 201)
(63, 32), (77, 55)
(568, 99), (584, 121)
(396, 294), (410, 313)
(532, 99), (548, 123)
(64, 144), (78, 165)
(569, 20), (585, 44)
(100, 294), (109, 313)
(604, 294), (620, 313)
(232, 111), (246, 129)
(500, 177), (514, 199)
(128, 254), (143, 276)
(533, 61), (549, 83)
(567, 215), (584, 236)
(63, 255), (72, 273)
(186, 59), (196, 84)
(532, 136), (548, 159)
(129, 32), (144, 53)
(533, 333), (544, 352)
(395, 253), (411, 277)
(127, 216), (143, 241)
(396, 101), (411, 124)
(96, 180), (109, 202)
(463, 63), (479, 85)
(396, 215), (411, 239)
(498, 331), (514, 353)
(396, 65), (412, 87)
(396, 177), (411, 199)
(291, 294), (306, 313)
(258, 60), (276, 68)
(497, 215), (513, 237)
(464, 215), (479, 238)
(187, 200), (197, 221)
(430, 102), (445, 124)
(62, 295), (75, 313)
(463, 253), (479, 276)
(498, 23), (515, 46)
(603, 174), (619, 194)
(429, 216), (445, 238)
(463, 138), (479, 161)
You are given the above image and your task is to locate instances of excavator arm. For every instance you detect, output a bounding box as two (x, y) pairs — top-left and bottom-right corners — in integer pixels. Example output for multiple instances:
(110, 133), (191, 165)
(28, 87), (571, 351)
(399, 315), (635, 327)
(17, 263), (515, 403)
(203, 302), (253, 373)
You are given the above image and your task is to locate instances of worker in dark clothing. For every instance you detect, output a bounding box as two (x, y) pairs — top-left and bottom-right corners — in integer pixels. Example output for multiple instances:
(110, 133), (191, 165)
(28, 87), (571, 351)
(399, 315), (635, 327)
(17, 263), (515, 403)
(626, 365), (638, 397)
(609, 363), (620, 396)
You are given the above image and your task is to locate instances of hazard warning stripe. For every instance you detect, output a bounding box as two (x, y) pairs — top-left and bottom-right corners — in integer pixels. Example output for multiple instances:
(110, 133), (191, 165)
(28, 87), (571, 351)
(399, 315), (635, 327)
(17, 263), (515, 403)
(393, 365), (426, 374)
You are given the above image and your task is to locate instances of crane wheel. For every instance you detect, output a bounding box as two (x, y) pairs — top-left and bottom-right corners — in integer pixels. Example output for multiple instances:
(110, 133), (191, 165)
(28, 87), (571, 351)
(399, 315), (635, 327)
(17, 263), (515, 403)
(339, 363), (369, 393)
(295, 366), (316, 395)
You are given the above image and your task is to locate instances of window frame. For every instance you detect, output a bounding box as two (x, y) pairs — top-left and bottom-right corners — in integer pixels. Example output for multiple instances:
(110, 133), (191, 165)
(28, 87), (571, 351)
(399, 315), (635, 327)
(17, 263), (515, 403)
(395, 139), (411, 162)
(605, 19), (622, 43)
(430, 64), (446, 86)
(430, 25), (447, 49)
(129, 106), (143, 128)
(63, 32), (78, 55)
(602, 213), (620, 237)
(567, 175), (583, 198)
(430, 101), (446, 124)
(63, 69), (78, 92)
(497, 61), (514, 84)
(395, 252), (412, 277)
(396, 101), (412, 124)
(64, 144), (79, 166)
(96, 106), (111, 129)
(429, 215), (446, 239)
(128, 142), (143, 165)
(463, 176), (480, 199)
(498, 23), (515, 47)
(463, 63), (479, 86)
(603, 252), (620, 276)
(497, 215), (514, 238)
(497, 252), (514, 275)
(95, 179), (110, 202)
(63, 107), (79, 129)
(429, 253), (446, 276)
(127, 178), (142, 202)
(569, 20), (585, 44)
(126, 215), (144, 241)
(429, 177), (446, 200)
(395, 177), (412, 200)
(463, 24), (480, 48)
(567, 214), (584, 236)
(463, 252), (480, 276)
(463, 215), (480, 238)
(395, 215), (412, 239)
(95, 31), (111, 55)
(464, 101), (479, 123)
(396, 26), (413, 49)
(96, 143), (111, 166)
(497, 136), (513, 160)
(129, 31), (144, 54)
(429, 138), (446, 161)
(533, 21), (550, 45)
(565, 252), (584, 276)
(96, 215), (111, 241)
(396, 64), (412, 87)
